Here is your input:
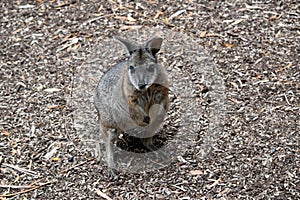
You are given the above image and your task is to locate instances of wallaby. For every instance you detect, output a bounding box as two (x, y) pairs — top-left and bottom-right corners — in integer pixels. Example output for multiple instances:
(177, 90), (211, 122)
(94, 37), (169, 178)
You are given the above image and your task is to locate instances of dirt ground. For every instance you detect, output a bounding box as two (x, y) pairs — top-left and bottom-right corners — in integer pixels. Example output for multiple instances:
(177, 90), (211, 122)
(1, 0), (299, 199)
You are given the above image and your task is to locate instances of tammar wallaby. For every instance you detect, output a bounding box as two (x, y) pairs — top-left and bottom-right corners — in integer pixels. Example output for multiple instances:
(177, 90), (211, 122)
(94, 37), (169, 178)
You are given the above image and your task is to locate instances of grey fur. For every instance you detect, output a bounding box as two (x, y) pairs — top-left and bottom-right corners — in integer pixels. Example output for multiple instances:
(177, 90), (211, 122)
(94, 37), (169, 179)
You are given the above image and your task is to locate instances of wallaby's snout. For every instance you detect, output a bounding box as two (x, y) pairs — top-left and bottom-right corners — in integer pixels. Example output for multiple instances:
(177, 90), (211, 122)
(143, 116), (150, 124)
(138, 83), (147, 91)
(127, 54), (158, 91)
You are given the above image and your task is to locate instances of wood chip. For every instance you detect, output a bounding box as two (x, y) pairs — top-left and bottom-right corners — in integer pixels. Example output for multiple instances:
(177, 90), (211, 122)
(44, 88), (61, 93)
(169, 10), (186, 20)
(119, 25), (143, 30)
(2, 130), (10, 136)
(18, 5), (35, 9)
(154, 11), (164, 19)
(95, 189), (112, 200)
(200, 31), (206, 37)
(223, 43), (237, 48)
(47, 105), (60, 109)
(228, 19), (246, 27)
(52, 157), (61, 162)
(190, 170), (204, 175)
(127, 15), (136, 22)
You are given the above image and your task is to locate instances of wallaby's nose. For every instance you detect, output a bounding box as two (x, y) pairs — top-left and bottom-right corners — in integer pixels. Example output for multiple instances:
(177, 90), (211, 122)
(138, 83), (147, 90)
(143, 116), (150, 124)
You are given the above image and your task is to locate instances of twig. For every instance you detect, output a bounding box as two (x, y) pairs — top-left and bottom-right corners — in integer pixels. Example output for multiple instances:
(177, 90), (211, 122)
(80, 14), (114, 28)
(171, 184), (187, 192)
(95, 188), (113, 200)
(0, 181), (53, 197)
(0, 185), (31, 189)
(207, 177), (222, 189)
(2, 163), (38, 176)
(275, 63), (293, 73)
(62, 158), (96, 173)
(29, 178), (45, 187)
(0, 178), (45, 191)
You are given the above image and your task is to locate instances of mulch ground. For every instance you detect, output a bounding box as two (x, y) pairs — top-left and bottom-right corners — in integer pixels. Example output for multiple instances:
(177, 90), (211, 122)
(1, 0), (299, 199)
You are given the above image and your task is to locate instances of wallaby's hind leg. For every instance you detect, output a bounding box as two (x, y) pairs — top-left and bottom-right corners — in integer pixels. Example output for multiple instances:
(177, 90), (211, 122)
(106, 128), (118, 179)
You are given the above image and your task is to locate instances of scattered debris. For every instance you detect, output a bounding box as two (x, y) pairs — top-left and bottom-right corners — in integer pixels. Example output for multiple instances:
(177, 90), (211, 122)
(1, 0), (299, 199)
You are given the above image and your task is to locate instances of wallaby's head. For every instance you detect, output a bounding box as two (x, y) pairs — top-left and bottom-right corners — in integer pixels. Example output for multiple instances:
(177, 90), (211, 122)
(116, 37), (163, 91)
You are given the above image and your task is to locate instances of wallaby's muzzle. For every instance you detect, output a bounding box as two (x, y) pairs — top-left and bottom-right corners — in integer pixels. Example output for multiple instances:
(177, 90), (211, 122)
(138, 83), (148, 91)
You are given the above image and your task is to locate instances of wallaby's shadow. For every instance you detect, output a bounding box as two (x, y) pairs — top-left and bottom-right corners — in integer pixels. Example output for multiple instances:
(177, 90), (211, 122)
(115, 93), (179, 154)
(115, 126), (170, 153)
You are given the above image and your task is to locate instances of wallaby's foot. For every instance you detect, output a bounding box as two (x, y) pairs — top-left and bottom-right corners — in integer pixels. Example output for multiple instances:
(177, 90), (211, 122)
(108, 167), (119, 180)
(141, 137), (168, 161)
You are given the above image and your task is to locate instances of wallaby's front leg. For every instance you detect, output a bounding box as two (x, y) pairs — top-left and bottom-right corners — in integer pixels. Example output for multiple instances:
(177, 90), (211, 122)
(106, 128), (118, 179)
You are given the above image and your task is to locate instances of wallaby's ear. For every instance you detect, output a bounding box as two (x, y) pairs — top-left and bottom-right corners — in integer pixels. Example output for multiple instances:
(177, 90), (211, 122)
(146, 37), (163, 56)
(115, 37), (138, 55)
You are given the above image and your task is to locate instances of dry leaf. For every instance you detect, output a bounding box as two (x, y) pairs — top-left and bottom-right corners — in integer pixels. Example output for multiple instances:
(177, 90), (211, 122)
(154, 11), (163, 19)
(260, 108), (266, 113)
(190, 170), (204, 175)
(52, 157), (60, 162)
(265, 52), (271, 57)
(47, 105), (60, 109)
(165, 17), (169, 24)
(223, 43), (237, 48)
(199, 84), (206, 92)
(230, 81), (239, 89)
(2, 130), (10, 136)
(127, 15), (136, 22)
(95, 188), (112, 200)
(44, 88), (61, 93)
(200, 31), (206, 37)
(114, 16), (127, 21)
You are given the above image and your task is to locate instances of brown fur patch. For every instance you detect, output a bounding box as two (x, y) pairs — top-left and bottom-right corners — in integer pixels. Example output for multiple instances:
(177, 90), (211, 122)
(127, 84), (169, 125)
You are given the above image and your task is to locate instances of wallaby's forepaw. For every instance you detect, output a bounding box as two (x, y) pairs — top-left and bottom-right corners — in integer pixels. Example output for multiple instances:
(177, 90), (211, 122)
(108, 168), (119, 181)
